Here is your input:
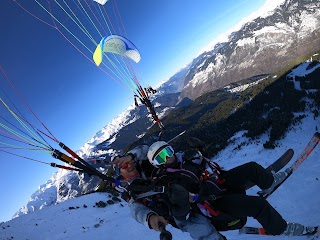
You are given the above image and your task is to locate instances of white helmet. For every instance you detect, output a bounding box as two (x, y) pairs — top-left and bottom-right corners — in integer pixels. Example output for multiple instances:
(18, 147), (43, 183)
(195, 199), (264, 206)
(147, 141), (174, 167)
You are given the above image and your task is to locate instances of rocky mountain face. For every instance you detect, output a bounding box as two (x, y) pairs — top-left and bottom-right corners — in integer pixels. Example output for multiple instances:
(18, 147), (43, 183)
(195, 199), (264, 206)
(180, 0), (320, 101)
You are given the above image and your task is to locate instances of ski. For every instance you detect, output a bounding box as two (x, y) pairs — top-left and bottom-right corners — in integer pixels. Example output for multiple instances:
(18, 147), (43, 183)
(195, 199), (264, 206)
(240, 132), (320, 237)
(260, 132), (320, 199)
(239, 226), (269, 235)
(239, 225), (320, 237)
(244, 148), (294, 190)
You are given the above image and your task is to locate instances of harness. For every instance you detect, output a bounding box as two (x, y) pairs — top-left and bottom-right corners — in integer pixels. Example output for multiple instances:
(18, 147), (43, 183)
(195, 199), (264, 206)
(130, 159), (225, 200)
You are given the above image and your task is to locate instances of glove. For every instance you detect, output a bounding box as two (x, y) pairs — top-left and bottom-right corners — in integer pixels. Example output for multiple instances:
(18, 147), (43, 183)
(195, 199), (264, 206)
(147, 214), (168, 231)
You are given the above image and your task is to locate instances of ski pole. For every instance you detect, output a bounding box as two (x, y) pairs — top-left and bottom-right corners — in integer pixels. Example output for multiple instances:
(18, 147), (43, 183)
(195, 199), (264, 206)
(167, 130), (186, 144)
(159, 223), (172, 240)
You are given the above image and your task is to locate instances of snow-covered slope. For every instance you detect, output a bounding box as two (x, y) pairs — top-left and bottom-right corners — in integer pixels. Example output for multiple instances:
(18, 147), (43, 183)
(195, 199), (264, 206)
(12, 169), (102, 219)
(13, 174), (58, 218)
(2, 114), (319, 240)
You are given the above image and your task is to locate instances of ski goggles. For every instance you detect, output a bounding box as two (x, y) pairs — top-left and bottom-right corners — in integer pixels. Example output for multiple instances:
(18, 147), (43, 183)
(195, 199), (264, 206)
(153, 146), (174, 165)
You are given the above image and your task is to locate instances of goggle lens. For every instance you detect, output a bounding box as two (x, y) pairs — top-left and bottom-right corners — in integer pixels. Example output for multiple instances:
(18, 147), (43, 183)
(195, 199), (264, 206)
(154, 146), (174, 165)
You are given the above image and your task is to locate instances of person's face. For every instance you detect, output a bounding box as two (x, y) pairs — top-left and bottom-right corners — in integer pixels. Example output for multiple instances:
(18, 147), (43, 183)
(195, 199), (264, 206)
(120, 161), (139, 180)
(165, 155), (175, 165)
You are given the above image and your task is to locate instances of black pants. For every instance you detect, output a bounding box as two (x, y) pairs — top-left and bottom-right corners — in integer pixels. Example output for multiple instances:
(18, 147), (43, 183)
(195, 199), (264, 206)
(214, 162), (287, 235)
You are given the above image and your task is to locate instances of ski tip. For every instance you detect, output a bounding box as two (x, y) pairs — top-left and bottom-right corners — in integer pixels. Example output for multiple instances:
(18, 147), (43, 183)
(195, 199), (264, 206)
(315, 132), (320, 138)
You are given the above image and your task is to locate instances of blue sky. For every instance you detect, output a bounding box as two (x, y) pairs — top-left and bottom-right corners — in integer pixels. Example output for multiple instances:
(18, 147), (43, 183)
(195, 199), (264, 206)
(0, 0), (267, 222)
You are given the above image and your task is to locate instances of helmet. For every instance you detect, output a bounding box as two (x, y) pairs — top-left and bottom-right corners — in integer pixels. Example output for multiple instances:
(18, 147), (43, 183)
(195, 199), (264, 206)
(147, 141), (174, 167)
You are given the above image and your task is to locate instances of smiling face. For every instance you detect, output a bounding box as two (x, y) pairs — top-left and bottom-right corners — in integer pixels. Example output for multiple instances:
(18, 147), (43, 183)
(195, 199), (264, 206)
(119, 161), (140, 180)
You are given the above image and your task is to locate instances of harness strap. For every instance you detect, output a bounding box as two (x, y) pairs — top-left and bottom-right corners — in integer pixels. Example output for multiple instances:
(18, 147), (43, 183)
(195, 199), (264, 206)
(135, 186), (166, 199)
(202, 201), (221, 217)
(166, 167), (200, 182)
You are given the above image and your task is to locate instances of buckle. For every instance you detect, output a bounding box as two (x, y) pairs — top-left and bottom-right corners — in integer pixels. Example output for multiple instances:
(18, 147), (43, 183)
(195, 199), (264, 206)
(154, 186), (165, 193)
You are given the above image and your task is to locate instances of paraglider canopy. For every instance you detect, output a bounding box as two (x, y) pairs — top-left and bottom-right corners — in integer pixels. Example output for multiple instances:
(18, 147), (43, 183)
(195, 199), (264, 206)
(93, 35), (141, 66)
(93, 0), (109, 5)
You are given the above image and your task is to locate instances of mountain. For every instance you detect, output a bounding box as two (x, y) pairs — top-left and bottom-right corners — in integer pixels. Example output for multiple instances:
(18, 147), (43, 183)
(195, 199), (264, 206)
(12, 54), (320, 220)
(77, 0), (320, 157)
(12, 0), (320, 219)
(3, 117), (320, 240)
(180, 0), (320, 101)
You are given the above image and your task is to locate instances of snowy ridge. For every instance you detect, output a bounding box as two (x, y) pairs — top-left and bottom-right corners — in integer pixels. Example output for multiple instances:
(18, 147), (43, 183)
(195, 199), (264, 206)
(12, 163), (103, 219)
(77, 105), (136, 159)
(180, 0), (320, 100)
(12, 172), (60, 218)
(224, 76), (269, 93)
(200, 0), (286, 54)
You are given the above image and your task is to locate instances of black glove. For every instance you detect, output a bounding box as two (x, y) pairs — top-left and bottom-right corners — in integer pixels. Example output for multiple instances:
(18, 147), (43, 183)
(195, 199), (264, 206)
(183, 148), (202, 162)
(186, 137), (208, 160)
